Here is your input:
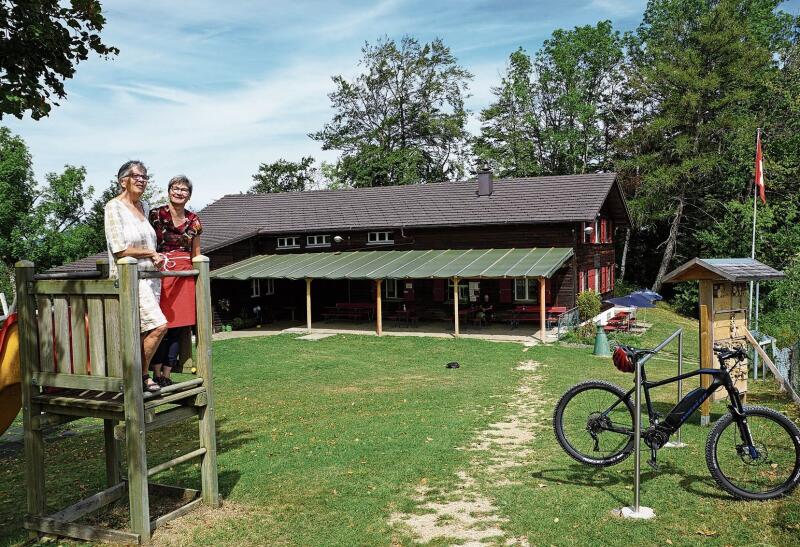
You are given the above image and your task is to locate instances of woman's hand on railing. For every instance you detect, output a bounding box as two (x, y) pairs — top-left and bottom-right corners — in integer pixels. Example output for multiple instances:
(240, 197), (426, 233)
(151, 251), (165, 269)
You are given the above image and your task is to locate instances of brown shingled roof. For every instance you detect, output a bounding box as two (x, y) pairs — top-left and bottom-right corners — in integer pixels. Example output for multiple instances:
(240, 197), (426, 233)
(200, 172), (628, 252)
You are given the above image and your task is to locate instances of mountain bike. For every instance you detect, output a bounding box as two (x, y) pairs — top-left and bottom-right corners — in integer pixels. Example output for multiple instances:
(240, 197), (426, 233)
(552, 344), (800, 500)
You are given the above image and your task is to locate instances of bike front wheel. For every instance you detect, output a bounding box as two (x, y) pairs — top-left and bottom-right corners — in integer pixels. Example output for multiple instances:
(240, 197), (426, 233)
(553, 380), (635, 467)
(706, 405), (800, 500)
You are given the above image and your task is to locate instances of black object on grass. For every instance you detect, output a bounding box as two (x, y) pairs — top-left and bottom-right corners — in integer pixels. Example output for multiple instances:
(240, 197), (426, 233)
(445, 361), (460, 369)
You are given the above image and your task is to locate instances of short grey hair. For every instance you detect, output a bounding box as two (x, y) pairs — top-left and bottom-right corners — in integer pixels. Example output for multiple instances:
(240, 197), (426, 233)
(117, 160), (147, 182)
(168, 175), (193, 196)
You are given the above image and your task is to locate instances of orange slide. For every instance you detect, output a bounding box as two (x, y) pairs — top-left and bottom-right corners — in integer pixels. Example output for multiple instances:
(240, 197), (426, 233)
(0, 312), (21, 436)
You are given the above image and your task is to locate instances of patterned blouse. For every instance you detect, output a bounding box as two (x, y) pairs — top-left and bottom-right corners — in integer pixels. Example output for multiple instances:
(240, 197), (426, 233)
(149, 205), (203, 253)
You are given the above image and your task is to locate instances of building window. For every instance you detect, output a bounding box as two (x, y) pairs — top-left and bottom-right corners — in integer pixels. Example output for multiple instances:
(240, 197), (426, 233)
(367, 231), (394, 245)
(383, 279), (401, 299)
(514, 278), (539, 302)
(277, 236), (300, 249)
(307, 234), (330, 248)
(264, 278), (275, 295)
(447, 279), (469, 303)
(251, 279), (260, 297)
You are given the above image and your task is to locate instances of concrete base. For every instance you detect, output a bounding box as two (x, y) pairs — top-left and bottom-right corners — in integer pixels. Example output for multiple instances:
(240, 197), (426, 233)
(664, 441), (688, 448)
(613, 506), (655, 520)
(296, 333), (337, 341)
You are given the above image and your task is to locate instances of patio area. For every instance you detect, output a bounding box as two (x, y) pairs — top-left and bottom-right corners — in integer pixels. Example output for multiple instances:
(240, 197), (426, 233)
(213, 318), (559, 344)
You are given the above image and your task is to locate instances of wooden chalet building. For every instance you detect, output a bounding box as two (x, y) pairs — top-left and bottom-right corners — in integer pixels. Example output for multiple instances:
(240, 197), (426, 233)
(57, 170), (631, 339)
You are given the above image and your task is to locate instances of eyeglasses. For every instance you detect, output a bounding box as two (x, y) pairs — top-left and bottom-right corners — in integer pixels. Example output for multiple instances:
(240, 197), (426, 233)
(170, 187), (190, 195)
(127, 173), (149, 182)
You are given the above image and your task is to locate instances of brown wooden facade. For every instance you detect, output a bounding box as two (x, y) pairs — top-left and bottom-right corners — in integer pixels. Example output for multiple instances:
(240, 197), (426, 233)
(207, 218), (618, 330)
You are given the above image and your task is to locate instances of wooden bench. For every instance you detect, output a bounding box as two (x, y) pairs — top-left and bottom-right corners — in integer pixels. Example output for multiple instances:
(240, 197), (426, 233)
(15, 257), (219, 544)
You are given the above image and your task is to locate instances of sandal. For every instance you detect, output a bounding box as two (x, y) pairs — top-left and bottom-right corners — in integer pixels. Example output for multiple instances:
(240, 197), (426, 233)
(159, 376), (174, 387)
(142, 375), (161, 393)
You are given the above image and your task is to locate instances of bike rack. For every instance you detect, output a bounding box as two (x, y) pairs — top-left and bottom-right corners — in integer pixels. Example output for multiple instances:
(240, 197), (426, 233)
(615, 327), (684, 520)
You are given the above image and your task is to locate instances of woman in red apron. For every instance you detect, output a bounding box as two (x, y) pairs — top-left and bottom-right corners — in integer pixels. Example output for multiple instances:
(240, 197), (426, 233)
(148, 175), (202, 387)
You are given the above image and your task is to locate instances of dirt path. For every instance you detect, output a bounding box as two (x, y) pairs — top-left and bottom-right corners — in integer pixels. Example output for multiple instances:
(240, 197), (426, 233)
(389, 360), (547, 545)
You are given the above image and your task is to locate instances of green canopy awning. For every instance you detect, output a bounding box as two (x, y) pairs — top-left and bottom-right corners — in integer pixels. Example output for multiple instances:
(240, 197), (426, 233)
(210, 248), (573, 280)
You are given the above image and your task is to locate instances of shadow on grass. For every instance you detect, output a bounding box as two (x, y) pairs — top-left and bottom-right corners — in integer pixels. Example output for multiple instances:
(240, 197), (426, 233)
(532, 458), (730, 504)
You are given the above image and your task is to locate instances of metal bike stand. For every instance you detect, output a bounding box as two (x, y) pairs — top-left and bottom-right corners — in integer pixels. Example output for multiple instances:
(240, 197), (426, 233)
(614, 328), (686, 519)
(614, 354), (655, 519)
(665, 329), (687, 448)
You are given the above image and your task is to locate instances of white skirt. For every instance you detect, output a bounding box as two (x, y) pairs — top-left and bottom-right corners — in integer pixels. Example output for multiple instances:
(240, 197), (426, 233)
(139, 278), (167, 333)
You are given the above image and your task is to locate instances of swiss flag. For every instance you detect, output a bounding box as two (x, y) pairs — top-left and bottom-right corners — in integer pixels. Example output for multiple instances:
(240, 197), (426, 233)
(755, 130), (766, 204)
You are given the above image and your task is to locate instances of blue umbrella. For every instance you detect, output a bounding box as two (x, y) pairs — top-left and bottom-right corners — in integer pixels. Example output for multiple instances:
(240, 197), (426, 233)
(634, 289), (663, 302)
(605, 293), (655, 308)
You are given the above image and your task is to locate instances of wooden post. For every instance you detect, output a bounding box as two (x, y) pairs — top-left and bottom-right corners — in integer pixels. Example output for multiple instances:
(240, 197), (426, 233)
(305, 278), (312, 332)
(375, 279), (383, 336)
(453, 276), (460, 337)
(699, 280), (714, 426)
(194, 255), (220, 508)
(117, 257), (150, 541)
(539, 277), (547, 343)
(15, 261), (46, 535)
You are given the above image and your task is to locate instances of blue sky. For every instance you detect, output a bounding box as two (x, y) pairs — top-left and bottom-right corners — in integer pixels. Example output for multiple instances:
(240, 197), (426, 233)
(1, 0), (777, 208)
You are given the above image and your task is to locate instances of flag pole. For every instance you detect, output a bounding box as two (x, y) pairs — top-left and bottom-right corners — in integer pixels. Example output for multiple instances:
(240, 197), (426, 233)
(749, 128), (761, 379)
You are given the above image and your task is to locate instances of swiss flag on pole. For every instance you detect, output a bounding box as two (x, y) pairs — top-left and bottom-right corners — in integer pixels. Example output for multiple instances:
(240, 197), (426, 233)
(755, 129), (766, 204)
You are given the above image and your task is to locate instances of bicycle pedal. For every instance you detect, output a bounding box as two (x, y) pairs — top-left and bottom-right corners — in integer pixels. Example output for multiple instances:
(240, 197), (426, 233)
(647, 459), (659, 471)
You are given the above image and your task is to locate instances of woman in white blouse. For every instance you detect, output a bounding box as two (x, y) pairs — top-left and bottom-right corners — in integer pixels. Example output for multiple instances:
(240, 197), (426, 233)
(104, 161), (167, 393)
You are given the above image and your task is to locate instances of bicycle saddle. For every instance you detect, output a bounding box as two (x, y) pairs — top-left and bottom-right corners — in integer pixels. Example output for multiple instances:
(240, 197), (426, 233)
(713, 345), (746, 362)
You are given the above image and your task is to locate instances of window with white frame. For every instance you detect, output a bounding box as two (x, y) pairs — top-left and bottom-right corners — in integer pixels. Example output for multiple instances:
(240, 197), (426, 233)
(306, 234), (331, 248)
(367, 231), (394, 245)
(251, 279), (260, 297)
(383, 279), (401, 299)
(264, 278), (275, 295)
(514, 278), (539, 302)
(277, 236), (300, 249)
(447, 279), (469, 303)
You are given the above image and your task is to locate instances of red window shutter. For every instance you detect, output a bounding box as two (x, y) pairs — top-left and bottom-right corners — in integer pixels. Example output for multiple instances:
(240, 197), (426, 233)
(588, 268), (596, 292)
(433, 279), (445, 302)
(600, 219), (607, 243)
(499, 279), (513, 303)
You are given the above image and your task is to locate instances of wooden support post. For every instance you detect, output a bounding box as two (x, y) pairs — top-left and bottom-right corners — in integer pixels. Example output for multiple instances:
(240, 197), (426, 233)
(15, 261), (46, 535)
(103, 419), (121, 487)
(539, 277), (547, 343)
(305, 278), (313, 332)
(375, 279), (383, 336)
(699, 280), (714, 426)
(194, 255), (220, 508)
(117, 257), (150, 541)
(453, 276), (460, 337)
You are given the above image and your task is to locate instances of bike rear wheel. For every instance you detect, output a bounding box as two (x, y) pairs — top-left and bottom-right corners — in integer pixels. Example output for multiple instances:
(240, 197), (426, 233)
(553, 380), (635, 467)
(706, 406), (800, 500)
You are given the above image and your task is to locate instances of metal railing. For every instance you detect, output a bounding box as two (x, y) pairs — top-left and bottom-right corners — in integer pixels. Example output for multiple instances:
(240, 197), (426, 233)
(556, 306), (580, 338)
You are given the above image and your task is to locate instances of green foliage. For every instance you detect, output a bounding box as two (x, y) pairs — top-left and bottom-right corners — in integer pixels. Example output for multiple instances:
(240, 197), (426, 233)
(760, 255), (800, 346)
(622, 0), (789, 290)
(669, 282), (700, 318)
(577, 290), (601, 321)
(0, 261), (12, 304)
(613, 279), (637, 297)
(312, 36), (472, 187)
(0, 127), (36, 266)
(0, 1), (118, 120)
(475, 22), (625, 176)
(250, 156), (317, 193)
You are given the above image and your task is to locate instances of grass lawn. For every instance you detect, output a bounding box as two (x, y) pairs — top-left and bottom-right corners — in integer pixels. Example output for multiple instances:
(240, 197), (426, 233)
(0, 306), (798, 546)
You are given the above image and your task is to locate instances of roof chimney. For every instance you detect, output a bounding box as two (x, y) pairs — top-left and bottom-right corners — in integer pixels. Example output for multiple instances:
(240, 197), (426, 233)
(477, 161), (493, 196)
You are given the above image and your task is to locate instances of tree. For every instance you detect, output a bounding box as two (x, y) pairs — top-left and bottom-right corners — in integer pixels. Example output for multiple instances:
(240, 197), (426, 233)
(476, 22), (625, 177)
(250, 157), (317, 193)
(312, 36), (472, 187)
(1, 1), (118, 120)
(623, 0), (790, 291)
(0, 126), (36, 264)
(473, 49), (541, 177)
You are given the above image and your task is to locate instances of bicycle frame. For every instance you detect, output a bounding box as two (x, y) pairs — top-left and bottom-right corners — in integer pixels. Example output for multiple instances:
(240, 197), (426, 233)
(604, 360), (756, 451)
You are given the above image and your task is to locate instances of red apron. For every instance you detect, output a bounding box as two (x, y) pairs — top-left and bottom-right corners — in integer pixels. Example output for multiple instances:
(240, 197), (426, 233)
(159, 251), (196, 328)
